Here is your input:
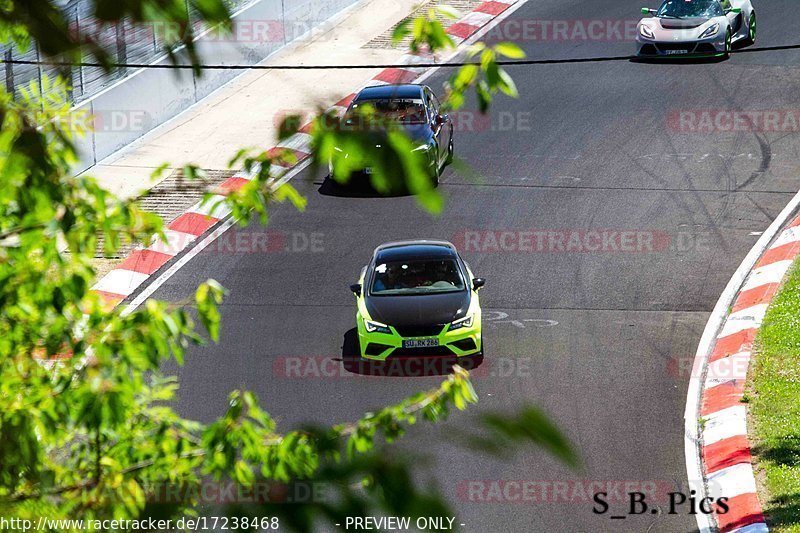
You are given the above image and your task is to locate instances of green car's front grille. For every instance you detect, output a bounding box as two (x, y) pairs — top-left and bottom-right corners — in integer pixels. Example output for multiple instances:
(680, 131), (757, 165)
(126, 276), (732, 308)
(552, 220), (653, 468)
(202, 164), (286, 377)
(392, 324), (446, 337)
(365, 342), (392, 356)
(450, 338), (477, 352)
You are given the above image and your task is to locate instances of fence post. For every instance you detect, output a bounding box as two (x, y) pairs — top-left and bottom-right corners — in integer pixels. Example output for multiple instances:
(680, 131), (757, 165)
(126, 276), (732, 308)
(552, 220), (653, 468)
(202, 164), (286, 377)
(115, 20), (127, 73)
(71, 7), (83, 101)
(35, 44), (45, 111)
(4, 48), (13, 97)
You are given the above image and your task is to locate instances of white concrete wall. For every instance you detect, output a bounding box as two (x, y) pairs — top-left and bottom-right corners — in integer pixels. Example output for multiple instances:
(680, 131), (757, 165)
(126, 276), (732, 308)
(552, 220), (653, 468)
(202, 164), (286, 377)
(72, 0), (359, 173)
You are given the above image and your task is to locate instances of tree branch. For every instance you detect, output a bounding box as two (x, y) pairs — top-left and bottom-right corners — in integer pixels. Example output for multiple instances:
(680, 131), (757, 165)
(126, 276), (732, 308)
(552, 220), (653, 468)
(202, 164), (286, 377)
(0, 222), (48, 243)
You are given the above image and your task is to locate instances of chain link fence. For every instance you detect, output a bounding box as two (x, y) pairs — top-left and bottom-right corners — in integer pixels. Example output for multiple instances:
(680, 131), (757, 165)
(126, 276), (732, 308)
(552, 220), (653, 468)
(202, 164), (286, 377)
(3, 0), (251, 104)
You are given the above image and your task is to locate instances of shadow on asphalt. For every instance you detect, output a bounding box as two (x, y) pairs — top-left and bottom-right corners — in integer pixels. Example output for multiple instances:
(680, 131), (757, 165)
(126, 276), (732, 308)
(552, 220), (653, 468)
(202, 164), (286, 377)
(317, 174), (437, 199)
(339, 328), (484, 377)
(630, 40), (755, 64)
(630, 54), (728, 65)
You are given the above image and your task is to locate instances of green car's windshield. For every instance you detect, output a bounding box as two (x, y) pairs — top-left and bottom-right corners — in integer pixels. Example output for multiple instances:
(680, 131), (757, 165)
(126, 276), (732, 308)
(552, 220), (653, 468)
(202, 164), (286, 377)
(371, 259), (465, 295)
(657, 0), (723, 18)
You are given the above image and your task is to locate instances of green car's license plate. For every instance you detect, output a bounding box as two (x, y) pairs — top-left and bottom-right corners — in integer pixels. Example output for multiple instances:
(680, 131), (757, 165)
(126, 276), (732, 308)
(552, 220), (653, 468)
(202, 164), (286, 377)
(664, 49), (688, 54)
(402, 338), (439, 349)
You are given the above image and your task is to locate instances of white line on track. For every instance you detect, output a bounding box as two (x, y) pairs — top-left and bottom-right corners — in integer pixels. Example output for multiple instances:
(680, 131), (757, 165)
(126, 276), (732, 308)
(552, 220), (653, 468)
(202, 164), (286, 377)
(121, 159), (312, 315)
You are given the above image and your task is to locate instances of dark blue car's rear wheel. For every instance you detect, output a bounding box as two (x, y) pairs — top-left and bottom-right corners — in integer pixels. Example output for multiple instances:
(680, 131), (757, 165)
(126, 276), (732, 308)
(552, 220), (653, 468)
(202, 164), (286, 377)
(445, 130), (454, 165)
(427, 150), (440, 187)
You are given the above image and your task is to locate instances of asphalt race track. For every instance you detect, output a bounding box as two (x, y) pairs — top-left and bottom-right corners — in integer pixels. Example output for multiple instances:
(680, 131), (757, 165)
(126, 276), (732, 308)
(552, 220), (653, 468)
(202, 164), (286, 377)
(151, 0), (800, 530)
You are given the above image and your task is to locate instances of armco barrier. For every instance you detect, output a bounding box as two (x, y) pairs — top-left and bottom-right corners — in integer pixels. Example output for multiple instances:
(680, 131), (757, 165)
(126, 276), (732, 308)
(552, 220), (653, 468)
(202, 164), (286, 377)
(71, 0), (359, 173)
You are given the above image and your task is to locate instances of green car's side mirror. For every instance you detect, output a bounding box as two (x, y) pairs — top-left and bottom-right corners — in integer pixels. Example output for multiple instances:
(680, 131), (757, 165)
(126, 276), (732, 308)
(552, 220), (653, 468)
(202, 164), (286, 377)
(730, 7), (742, 13)
(641, 7), (652, 14)
(349, 283), (361, 296)
(472, 278), (486, 290)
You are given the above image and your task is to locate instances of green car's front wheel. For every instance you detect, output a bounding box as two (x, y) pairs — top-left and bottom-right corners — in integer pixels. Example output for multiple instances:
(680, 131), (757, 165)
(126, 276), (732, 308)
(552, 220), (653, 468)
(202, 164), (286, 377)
(743, 12), (756, 45)
(723, 30), (732, 59)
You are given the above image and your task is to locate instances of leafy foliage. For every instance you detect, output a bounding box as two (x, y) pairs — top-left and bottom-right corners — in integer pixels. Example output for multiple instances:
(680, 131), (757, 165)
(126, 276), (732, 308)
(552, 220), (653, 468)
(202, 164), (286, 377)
(391, 7), (525, 112)
(0, 0), (232, 73)
(391, 6), (459, 55)
(0, 1), (574, 530)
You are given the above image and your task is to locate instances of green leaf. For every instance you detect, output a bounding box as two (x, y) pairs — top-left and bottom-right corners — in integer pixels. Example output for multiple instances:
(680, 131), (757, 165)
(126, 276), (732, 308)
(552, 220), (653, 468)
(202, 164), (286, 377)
(414, 189), (444, 215)
(466, 42), (486, 58)
(476, 81), (492, 113)
(277, 114), (302, 141)
(182, 164), (206, 181)
(497, 68), (519, 98)
(391, 19), (411, 44)
(481, 407), (580, 468)
(195, 280), (226, 341)
(150, 162), (171, 182)
(435, 5), (461, 19)
(493, 42), (526, 59)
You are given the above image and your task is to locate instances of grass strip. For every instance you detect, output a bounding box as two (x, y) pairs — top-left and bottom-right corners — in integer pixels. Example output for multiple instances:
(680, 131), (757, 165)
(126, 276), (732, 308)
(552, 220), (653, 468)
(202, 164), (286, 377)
(750, 259), (800, 531)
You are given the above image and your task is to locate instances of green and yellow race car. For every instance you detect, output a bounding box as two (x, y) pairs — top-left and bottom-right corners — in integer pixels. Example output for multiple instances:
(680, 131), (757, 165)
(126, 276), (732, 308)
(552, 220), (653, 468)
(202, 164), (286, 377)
(349, 240), (484, 360)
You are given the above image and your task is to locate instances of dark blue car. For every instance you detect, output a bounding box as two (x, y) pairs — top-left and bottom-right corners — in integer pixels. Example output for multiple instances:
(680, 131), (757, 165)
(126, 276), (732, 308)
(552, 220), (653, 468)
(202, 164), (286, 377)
(330, 84), (454, 186)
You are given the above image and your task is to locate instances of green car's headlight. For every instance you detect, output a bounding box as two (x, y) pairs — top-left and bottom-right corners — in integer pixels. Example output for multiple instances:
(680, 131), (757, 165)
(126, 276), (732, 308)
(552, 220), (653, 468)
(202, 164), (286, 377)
(448, 314), (474, 331)
(364, 319), (391, 334)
